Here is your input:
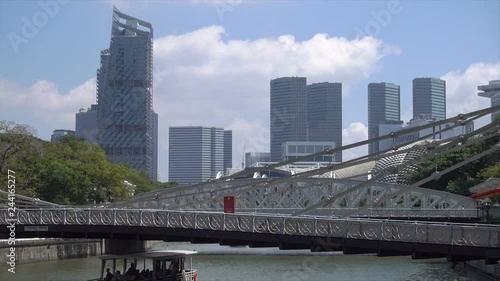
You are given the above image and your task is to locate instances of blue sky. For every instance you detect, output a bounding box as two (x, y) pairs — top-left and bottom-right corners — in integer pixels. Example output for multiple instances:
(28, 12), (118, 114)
(0, 0), (499, 181)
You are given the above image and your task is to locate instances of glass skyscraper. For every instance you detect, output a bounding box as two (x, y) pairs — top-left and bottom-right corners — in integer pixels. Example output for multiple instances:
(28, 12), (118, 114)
(169, 126), (232, 185)
(368, 82), (402, 154)
(270, 77), (308, 161)
(96, 7), (156, 180)
(307, 82), (342, 162)
(413, 78), (446, 120)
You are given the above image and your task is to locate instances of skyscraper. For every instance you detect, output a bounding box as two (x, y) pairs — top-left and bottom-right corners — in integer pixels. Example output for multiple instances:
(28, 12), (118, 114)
(75, 104), (98, 144)
(96, 7), (156, 179)
(169, 126), (232, 185)
(223, 130), (233, 170)
(270, 77), (308, 161)
(478, 80), (500, 122)
(307, 82), (342, 162)
(152, 111), (158, 181)
(413, 78), (446, 120)
(368, 82), (402, 154)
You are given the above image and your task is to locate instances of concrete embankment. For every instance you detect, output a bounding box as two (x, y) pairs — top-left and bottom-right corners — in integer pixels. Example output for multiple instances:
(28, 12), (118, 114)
(467, 260), (500, 280)
(0, 239), (161, 265)
(0, 238), (102, 265)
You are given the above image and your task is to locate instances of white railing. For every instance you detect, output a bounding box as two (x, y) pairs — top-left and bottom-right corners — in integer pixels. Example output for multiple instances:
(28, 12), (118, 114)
(1, 208), (499, 248)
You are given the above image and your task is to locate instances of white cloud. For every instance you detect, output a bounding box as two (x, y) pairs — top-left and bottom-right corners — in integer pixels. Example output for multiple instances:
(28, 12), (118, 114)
(342, 122), (368, 161)
(0, 77), (95, 125)
(442, 62), (500, 125)
(152, 26), (398, 175)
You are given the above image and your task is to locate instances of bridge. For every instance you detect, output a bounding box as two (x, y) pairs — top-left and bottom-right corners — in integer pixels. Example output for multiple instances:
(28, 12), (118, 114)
(1, 106), (500, 263)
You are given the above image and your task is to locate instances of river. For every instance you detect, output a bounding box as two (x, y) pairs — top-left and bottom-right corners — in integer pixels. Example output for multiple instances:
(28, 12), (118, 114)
(0, 242), (495, 281)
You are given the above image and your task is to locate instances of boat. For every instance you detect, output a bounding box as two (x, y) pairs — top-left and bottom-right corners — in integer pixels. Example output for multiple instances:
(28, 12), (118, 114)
(88, 250), (198, 281)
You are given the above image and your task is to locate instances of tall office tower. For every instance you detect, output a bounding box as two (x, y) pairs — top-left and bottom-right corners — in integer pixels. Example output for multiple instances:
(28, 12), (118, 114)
(413, 78), (446, 120)
(223, 130), (232, 170)
(478, 80), (500, 122)
(96, 7), (155, 179)
(368, 82), (403, 154)
(307, 82), (342, 162)
(75, 104), (98, 143)
(152, 111), (158, 181)
(169, 126), (232, 185)
(270, 77), (308, 161)
(210, 127), (224, 178)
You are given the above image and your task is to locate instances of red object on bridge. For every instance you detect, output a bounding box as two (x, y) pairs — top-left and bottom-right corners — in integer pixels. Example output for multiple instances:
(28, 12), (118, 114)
(224, 196), (235, 213)
(471, 187), (500, 200)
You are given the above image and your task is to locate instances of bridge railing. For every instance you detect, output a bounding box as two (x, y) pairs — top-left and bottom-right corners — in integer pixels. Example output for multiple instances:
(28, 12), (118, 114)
(1, 208), (499, 248)
(189, 208), (478, 218)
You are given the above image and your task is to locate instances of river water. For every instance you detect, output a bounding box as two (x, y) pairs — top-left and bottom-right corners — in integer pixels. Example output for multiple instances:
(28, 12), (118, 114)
(0, 242), (495, 281)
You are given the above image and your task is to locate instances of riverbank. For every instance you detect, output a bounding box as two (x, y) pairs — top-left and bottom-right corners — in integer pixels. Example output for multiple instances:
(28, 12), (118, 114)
(468, 260), (500, 280)
(0, 239), (162, 265)
(0, 238), (102, 265)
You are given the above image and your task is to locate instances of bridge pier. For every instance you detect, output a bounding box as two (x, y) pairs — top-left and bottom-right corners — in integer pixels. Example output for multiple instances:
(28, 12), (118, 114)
(104, 239), (146, 254)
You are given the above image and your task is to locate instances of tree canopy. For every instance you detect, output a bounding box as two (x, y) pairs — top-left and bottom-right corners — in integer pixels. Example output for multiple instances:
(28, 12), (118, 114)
(404, 132), (499, 196)
(0, 121), (177, 205)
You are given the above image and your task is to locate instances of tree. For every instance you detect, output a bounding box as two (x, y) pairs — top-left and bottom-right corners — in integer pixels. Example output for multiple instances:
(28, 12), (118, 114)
(0, 121), (158, 205)
(0, 121), (40, 173)
(405, 133), (500, 196)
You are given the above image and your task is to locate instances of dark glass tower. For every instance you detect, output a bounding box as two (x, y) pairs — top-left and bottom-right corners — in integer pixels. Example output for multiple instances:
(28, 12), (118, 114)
(270, 77), (308, 161)
(413, 78), (446, 120)
(307, 82), (342, 162)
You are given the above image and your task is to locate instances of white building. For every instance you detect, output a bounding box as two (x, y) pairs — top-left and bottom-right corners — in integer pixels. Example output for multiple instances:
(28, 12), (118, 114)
(478, 80), (500, 122)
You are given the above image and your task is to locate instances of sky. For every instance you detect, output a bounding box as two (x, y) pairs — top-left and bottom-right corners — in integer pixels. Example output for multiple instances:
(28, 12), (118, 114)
(0, 0), (499, 182)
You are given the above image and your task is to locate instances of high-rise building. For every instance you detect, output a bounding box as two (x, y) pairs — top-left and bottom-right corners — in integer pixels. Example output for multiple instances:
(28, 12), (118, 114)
(75, 104), (98, 144)
(169, 126), (232, 185)
(270, 77), (308, 161)
(152, 111), (158, 181)
(307, 82), (342, 162)
(413, 78), (446, 120)
(96, 7), (155, 179)
(478, 80), (500, 122)
(51, 129), (75, 144)
(223, 130), (232, 170)
(368, 82), (403, 154)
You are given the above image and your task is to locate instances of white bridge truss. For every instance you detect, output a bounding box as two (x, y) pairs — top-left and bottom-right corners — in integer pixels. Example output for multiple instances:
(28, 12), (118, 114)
(112, 178), (476, 218)
(108, 106), (500, 218)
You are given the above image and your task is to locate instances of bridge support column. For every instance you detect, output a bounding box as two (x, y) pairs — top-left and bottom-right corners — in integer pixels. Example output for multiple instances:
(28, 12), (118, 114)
(104, 239), (146, 254)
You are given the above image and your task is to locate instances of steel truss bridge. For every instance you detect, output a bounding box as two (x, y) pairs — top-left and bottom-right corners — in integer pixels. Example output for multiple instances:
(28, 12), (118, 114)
(1, 105), (500, 263)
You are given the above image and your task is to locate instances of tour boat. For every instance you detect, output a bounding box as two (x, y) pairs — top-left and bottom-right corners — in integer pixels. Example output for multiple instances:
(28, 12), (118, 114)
(88, 250), (198, 281)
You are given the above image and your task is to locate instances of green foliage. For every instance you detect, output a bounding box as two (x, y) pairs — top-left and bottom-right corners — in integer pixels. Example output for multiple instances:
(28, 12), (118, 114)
(0, 122), (157, 205)
(405, 133), (500, 196)
(154, 181), (179, 189)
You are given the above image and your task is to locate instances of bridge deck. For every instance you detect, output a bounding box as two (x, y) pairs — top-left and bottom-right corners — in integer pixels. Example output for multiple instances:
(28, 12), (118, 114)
(1, 208), (499, 263)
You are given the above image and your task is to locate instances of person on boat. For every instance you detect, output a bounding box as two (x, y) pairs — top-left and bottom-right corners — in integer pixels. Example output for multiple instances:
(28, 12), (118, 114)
(126, 263), (136, 276)
(105, 268), (113, 281)
(111, 270), (124, 281)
